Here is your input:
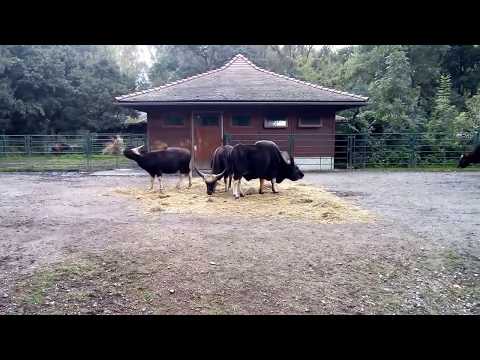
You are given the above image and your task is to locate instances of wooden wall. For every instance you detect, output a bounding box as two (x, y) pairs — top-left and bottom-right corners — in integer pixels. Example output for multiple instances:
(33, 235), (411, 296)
(146, 106), (337, 158)
(223, 108), (336, 157)
(147, 110), (192, 151)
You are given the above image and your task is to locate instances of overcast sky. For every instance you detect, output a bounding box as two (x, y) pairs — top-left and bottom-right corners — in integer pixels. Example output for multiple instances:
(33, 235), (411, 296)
(137, 45), (350, 66)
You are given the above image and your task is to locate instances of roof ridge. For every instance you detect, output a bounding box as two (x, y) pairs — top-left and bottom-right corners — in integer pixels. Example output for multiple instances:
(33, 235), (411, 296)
(240, 55), (368, 101)
(115, 55), (242, 101)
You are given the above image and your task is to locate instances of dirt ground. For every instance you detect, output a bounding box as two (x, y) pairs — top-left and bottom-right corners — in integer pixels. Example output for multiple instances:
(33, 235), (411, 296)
(0, 171), (479, 314)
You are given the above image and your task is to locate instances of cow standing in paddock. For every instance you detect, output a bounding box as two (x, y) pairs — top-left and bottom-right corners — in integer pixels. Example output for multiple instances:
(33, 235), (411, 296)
(123, 145), (192, 192)
(230, 140), (304, 200)
(458, 143), (480, 168)
(195, 145), (233, 195)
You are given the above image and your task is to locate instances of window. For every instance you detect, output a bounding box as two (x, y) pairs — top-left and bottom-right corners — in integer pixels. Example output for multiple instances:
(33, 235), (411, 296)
(298, 116), (323, 128)
(197, 114), (219, 126)
(264, 116), (288, 129)
(231, 114), (251, 127)
(164, 114), (185, 127)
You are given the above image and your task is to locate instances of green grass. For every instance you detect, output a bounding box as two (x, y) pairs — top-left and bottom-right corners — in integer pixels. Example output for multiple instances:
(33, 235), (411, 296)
(1, 154), (479, 173)
(0, 154), (136, 172)
(16, 262), (95, 306)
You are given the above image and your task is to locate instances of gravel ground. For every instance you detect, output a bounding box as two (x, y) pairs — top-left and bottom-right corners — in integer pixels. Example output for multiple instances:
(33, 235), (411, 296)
(0, 171), (478, 315)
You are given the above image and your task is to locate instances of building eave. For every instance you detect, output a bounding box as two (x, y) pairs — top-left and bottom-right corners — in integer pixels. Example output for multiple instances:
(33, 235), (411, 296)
(115, 100), (368, 107)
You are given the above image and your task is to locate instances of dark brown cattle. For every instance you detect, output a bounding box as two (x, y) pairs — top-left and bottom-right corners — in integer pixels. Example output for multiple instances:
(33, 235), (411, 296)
(458, 143), (480, 168)
(195, 145), (233, 195)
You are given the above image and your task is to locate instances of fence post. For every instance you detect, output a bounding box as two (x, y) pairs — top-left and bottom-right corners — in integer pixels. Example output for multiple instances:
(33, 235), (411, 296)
(223, 133), (231, 146)
(364, 133), (369, 169)
(409, 133), (417, 168)
(1, 134), (5, 156)
(25, 135), (31, 156)
(347, 135), (354, 170)
(288, 134), (295, 157)
(25, 135), (32, 170)
(84, 133), (92, 172)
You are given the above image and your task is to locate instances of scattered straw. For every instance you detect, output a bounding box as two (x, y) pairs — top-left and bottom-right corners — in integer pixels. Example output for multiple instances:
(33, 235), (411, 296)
(113, 179), (374, 224)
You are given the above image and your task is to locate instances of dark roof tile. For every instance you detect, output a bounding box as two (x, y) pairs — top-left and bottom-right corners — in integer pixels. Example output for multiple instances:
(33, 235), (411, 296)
(116, 54), (368, 104)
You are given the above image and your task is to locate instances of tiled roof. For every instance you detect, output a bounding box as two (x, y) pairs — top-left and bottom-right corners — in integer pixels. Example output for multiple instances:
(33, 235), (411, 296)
(116, 54), (368, 104)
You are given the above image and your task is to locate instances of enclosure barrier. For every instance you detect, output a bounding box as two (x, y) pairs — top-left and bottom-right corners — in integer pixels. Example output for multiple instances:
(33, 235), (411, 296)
(224, 131), (480, 170)
(0, 133), (146, 172)
(0, 132), (478, 172)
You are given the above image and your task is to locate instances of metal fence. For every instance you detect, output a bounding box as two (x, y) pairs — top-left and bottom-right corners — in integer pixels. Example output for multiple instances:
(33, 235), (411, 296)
(0, 132), (479, 172)
(0, 133), (146, 172)
(225, 132), (480, 169)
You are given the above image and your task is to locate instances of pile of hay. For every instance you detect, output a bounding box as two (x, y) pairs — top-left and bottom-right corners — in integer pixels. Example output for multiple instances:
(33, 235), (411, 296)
(113, 179), (373, 224)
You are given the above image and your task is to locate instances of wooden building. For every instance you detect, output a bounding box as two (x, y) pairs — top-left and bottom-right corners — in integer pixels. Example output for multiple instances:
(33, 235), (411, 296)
(115, 54), (368, 170)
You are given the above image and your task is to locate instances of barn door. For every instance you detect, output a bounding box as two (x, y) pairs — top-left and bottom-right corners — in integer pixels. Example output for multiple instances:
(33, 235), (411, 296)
(193, 112), (222, 169)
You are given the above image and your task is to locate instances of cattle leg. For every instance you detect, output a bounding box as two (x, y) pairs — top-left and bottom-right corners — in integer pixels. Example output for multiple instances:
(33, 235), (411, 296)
(259, 179), (265, 194)
(176, 174), (183, 189)
(233, 179), (242, 199)
(224, 176), (228, 192)
(228, 175), (232, 190)
(271, 179), (279, 193)
(188, 171), (192, 188)
(158, 176), (165, 192)
(238, 180), (245, 197)
(233, 180), (238, 199)
(149, 176), (155, 191)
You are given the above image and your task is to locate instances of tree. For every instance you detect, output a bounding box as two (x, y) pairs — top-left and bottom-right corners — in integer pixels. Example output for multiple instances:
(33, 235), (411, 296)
(338, 46), (421, 133)
(0, 45), (136, 134)
(427, 73), (459, 134)
(454, 94), (480, 135)
(442, 45), (480, 106)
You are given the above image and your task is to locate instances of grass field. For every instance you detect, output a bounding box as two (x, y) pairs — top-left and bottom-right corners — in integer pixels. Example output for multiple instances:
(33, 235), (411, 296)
(0, 154), (137, 172)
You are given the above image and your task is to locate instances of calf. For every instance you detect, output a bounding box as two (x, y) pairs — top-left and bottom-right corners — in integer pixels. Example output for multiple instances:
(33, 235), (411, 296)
(230, 140), (304, 199)
(123, 145), (192, 192)
(195, 145), (233, 195)
(458, 143), (480, 168)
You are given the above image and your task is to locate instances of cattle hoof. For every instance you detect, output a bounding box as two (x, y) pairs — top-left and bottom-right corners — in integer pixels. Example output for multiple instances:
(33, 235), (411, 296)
(259, 190), (264, 194)
(240, 193), (245, 197)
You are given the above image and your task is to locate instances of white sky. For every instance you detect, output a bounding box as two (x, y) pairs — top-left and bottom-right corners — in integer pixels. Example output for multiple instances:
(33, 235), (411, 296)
(137, 45), (350, 67)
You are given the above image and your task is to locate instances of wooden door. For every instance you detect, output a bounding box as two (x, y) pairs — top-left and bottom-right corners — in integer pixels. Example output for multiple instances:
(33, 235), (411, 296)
(193, 112), (222, 169)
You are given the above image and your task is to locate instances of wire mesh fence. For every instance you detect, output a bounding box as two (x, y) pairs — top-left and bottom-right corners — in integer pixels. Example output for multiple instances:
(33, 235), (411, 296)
(0, 133), (146, 172)
(0, 131), (478, 172)
(225, 131), (480, 170)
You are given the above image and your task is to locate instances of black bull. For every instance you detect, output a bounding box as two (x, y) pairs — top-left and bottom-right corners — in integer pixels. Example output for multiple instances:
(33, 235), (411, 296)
(195, 145), (233, 195)
(458, 143), (480, 168)
(230, 140), (304, 199)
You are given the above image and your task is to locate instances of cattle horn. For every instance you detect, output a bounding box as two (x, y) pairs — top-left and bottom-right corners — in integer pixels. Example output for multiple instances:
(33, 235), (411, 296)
(194, 166), (208, 180)
(281, 151), (291, 164)
(213, 168), (226, 181)
(131, 145), (145, 155)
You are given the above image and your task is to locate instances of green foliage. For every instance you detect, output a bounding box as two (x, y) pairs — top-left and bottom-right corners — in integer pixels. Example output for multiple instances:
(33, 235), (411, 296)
(0, 45), (137, 134)
(2, 45), (480, 138)
(427, 73), (459, 134)
(456, 94), (480, 133)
